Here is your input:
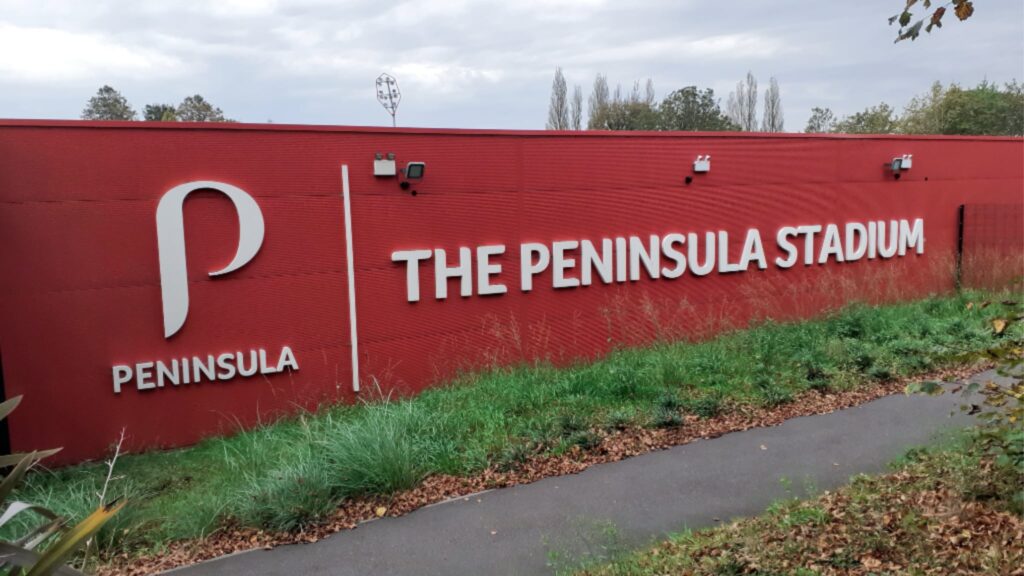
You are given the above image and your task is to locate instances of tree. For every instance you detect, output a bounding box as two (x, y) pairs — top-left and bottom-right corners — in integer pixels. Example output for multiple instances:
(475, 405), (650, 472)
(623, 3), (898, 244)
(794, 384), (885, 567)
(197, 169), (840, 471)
(546, 67), (570, 130)
(890, 0), (976, 43)
(587, 74), (611, 129)
(176, 94), (228, 122)
(935, 81), (1024, 136)
(144, 103), (178, 122)
(899, 81), (946, 134)
(833, 103), (900, 134)
(590, 79), (659, 131)
(804, 107), (837, 133)
(761, 77), (784, 132)
(901, 80), (1024, 136)
(569, 85), (584, 131)
(726, 72), (758, 131)
(657, 86), (736, 131)
(81, 85), (136, 120)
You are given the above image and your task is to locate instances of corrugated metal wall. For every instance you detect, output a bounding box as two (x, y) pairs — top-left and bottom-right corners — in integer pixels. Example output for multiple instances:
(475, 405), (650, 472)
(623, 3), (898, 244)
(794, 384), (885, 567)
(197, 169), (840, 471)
(1, 121), (1021, 463)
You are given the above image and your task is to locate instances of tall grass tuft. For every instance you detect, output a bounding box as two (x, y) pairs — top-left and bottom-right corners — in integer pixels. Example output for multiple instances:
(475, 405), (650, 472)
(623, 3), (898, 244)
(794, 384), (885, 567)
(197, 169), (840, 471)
(6, 290), (1020, 554)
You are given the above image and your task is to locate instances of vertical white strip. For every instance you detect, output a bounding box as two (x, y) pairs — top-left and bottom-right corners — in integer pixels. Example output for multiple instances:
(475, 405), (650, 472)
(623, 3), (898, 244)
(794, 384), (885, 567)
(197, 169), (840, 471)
(341, 165), (360, 392)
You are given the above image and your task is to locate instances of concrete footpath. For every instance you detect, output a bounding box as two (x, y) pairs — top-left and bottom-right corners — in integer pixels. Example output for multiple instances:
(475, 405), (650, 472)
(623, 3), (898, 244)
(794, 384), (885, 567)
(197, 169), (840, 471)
(168, 370), (1003, 576)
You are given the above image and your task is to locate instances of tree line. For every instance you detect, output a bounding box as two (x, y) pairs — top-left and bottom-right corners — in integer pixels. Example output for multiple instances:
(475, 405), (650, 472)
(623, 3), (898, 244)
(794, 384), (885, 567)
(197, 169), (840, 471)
(547, 68), (1022, 137)
(81, 85), (232, 122)
(805, 80), (1023, 136)
(545, 68), (783, 133)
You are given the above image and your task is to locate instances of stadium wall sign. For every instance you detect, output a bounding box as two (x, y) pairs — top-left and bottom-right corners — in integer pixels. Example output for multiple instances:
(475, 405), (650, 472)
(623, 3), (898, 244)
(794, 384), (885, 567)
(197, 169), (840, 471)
(0, 120), (1020, 464)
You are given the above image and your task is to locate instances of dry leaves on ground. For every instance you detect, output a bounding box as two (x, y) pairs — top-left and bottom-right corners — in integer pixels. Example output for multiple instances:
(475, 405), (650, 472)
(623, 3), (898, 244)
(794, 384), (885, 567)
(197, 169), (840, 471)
(98, 362), (989, 576)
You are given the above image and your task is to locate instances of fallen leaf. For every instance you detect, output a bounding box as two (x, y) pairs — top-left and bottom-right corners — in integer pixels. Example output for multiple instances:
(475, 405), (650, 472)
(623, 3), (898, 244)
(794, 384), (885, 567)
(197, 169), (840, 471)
(992, 319), (1007, 335)
(374, 506), (387, 517)
(861, 555), (882, 569)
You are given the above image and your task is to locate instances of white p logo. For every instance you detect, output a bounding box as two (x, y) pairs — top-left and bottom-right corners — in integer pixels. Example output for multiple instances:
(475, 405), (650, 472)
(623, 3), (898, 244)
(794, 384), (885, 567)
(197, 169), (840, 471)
(156, 181), (265, 338)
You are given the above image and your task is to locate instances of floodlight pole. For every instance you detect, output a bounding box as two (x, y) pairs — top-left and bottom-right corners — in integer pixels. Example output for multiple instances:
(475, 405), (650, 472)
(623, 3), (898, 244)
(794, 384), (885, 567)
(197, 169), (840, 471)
(376, 73), (401, 128)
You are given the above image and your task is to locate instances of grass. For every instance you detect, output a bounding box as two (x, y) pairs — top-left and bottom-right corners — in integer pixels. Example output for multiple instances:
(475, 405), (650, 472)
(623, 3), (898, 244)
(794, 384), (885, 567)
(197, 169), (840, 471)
(5, 290), (1021, 558)
(572, 427), (1024, 575)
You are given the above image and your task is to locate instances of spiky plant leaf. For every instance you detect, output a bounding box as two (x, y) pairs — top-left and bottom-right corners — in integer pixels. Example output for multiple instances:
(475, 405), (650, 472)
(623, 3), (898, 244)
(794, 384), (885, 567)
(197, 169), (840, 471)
(0, 396), (23, 423)
(0, 452), (39, 505)
(0, 449), (62, 469)
(0, 542), (82, 575)
(25, 499), (125, 576)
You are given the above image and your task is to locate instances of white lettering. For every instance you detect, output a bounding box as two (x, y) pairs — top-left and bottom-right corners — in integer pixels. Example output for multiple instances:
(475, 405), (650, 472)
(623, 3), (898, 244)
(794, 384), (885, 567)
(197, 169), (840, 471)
(845, 222), (868, 261)
(434, 247), (473, 299)
(717, 231), (743, 273)
(878, 220), (898, 258)
(796, 225), (822, 266)
(739, 229), (767, 270)
(688, 232), (716, 276)
(136, 362), (155, 391)
(391, 249), (433, 302)
(216, 353), (236, 380)
(552, 240), (580, 289)
(113, 346), (299, 394)
(237, 350), (258, 377)
(581, 239), (614, 286)
(521, 243), (550, 292)
(112, 365), (132, 394)
(775, 227), (799, 268)
(899, 218), (925, 255)
(629, 235), (660, 280)
(614, 237), (627, 282)
(193, 355), (216, 382)
(157, 359), (179, 387)
(278, 346), (299, 372)
(476, 245), (507, 295)
(660, 233), (687, 279)
(819, 224), (845, 264)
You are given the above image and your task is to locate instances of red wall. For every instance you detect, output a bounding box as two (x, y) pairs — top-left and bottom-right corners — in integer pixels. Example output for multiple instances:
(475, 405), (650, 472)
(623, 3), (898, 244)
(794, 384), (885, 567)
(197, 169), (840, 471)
(1, 120), (1021, 464)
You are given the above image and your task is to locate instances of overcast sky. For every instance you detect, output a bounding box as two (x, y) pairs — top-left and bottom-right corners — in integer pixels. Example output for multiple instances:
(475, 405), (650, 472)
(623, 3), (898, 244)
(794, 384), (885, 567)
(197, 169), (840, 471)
(1, 0), (1021, 131)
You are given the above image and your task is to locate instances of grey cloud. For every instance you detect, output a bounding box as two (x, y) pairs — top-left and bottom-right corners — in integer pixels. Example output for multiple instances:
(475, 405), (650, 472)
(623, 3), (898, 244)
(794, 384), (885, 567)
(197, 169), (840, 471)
(0, 0), (1021, 129)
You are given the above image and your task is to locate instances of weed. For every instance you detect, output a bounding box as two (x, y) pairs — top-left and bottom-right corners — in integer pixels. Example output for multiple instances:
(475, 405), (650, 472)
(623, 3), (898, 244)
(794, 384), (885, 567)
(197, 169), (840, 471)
(603, 409), (634, 431)
(684, 393), (723, 419)
(867, 365), (892, 380)
(495, 440), (536, 472)
(651, 407), (683, 429)
(656, 390), (683, 411)
(566, 430), (603, 451)
(754, 376), (794, 407)
(555, 411), (588, 437)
